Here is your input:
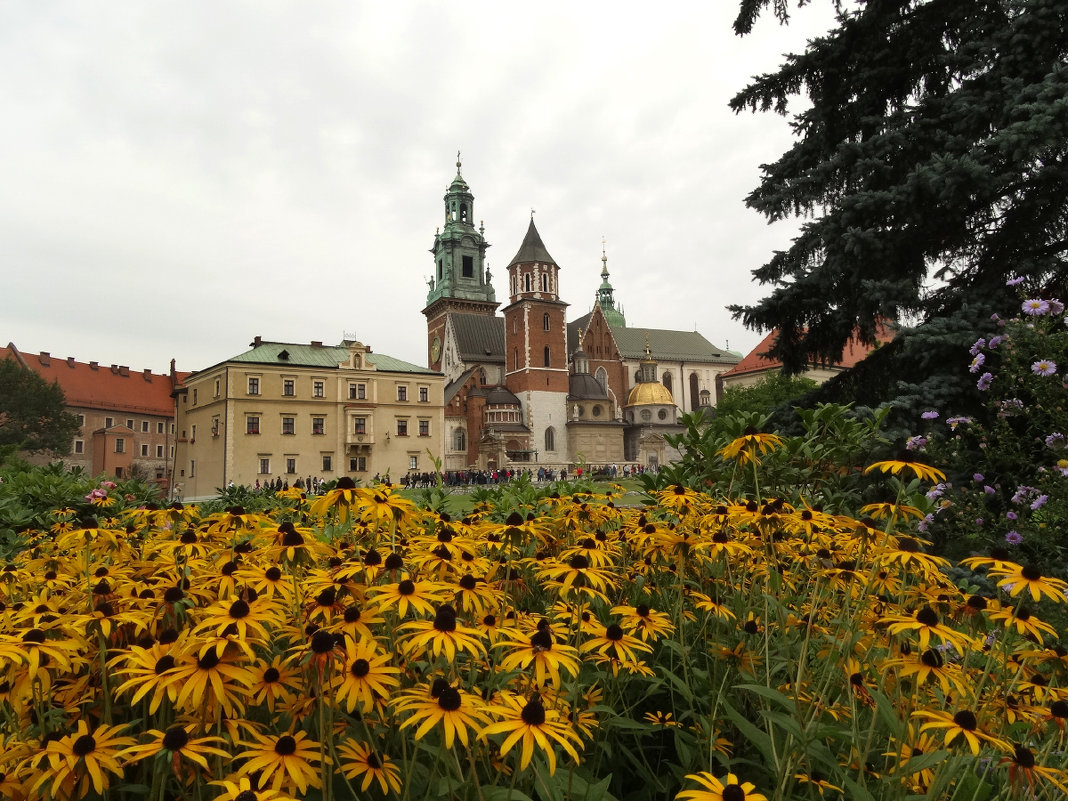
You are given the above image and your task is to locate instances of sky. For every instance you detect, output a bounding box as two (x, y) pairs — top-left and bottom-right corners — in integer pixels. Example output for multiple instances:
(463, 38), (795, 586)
(2, 1), (837, 377)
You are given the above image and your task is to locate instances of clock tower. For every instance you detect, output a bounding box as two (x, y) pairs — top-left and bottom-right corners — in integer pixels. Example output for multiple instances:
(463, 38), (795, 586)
(422, 156), (498, 372)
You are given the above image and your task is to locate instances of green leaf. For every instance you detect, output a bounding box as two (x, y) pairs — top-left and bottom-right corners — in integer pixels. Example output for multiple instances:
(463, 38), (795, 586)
(720, 696), (777, 767)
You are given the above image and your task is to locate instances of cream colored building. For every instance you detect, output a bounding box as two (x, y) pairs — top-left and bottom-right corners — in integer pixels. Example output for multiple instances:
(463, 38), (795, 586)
(174, 338), (445, 499)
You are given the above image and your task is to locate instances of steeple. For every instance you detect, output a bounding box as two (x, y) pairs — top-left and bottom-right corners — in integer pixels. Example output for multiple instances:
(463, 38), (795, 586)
(425, 155), (496, 308)
(506, 218), (560, 303)
(595, 239), (626, 327)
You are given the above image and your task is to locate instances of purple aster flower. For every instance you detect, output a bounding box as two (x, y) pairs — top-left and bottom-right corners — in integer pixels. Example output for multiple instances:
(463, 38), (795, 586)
(906, 435), (928, 451)
(917, 513), (934, 533)
(987, 335), (1004, 349)
(972, 473), (984, 482)
(1006, 276), (1025, 287)
(1030, 494), (1048, 511)
(1045, 432), (1065, 449)
(968, 338), (986, 356)
(921, 410), (939, 420)
(947, 416), (972, 430)
(1011, 485), (1037, 504)
(1005, 530), (1023, 545)
(925, 484), (946, 501)
(977, 372), (994, 391)
(1049, 298), (1065, 315)
(969, 353), (986, 373)
(983, 485), (996, 495)
(1032, 359), (1057, 376)
(975, 518), (984, 526)
(1022, 299), (1051, 316)
(1006, 511), (1017, 521)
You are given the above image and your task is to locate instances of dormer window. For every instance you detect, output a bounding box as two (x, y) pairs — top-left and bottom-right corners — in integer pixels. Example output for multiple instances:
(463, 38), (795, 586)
(278, 349), (289, 360)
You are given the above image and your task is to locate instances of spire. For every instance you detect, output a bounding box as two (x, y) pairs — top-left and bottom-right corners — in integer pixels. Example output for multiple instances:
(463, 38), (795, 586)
(596, 238), (626, 327)
(508, 218), (556, 267)
(426, 157), (495, 309)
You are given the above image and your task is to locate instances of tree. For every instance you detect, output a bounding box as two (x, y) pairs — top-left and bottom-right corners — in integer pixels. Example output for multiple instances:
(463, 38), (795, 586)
(714, 372), (818, 418)
(0, 357), (80, 456)
(729, 0), (1068, 376)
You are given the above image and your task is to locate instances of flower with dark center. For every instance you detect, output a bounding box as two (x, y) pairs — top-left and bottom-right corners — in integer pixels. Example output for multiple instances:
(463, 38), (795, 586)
(437, 529), (454, 543)
(162, 726), (189, 751)
(337, 477), (356, 490)
(364, 548), (382, 566)
(315, 587), (337, 607)
(636, 604), (651, 617)
(72, 734), (97, 757)
(398, 579), (415, 595)
(897, 537), (920, 553)
(432, 544), (451, 560)
(723, 784), (746, 801)
(458, 574), (478, 591)
(384, 553), (404, 571)
(921, 649), (944, 668)
(344, 606), (362, 623)
(1013, 744), (1035, 769)
(605, 624), (625, 641)
(433, 605), (457, 632)
(437, 686), (462, 711)
(221, 561), (238, 576)
(568, 554), (590, 570)
(197, 650), (221, 670)
(279, 525), (304, 547)
(506, 511), (524, 526)
(521, 698), (547, 726)
(1051, 700), (1068, 719)
(966, 595), (988, 611)
(274, 735), (297, 756)
(228, 599), (250, 619)
(265, 566), (283, 582)
(93, 579), (112, 595)
(310, 630), (336, 654)
(179, 531), (198, 544)
(235, 791), (257, 801)
(953, 710), (978, 730)
(1023, 565), (1042, 581)
(94, 601), (115, 617)
(163, 586), (185, 604)
(350, 659), (370, 678)
(530, 630), (554, 650)
(159, 628), (179, 644)
(483, 613), (496, 626)
(916, 607), (940, 626)
(22, 629), (46, 644)
(431, 677), (451, 698)
(850, 672), (865, 687)
(743, 619), (760, 635)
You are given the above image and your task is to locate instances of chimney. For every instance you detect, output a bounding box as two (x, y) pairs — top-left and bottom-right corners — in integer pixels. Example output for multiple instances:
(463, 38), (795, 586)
(252, 335), (262, 346)
(90, 361), (99, 370)
(119, 366), (129, 377)
(66, 357), (75, 367)
(38, 352), (50, 366)
(143, 368), (153, 381)
(311, 340), (323, 348)
(111, 364), (119, 374)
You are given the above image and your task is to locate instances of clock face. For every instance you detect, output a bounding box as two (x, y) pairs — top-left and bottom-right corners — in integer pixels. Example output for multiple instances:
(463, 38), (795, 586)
(430, 336), (441, 363)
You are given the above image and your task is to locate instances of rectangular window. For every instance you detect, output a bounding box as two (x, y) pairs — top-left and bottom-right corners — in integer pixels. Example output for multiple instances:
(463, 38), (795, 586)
(259, 458), (270, 475)
(397, 420), (408, 437)
(419, 420), (430, 437)
(313, 381), (325, 398)
(141, 421), (149, 433)
(157, 421), (164, 434)
(156, 445), (164, 458)
(115, 438), (124, 453)
(78, 414), (85, 426)
(127, 418), (134, 429)
(214, 379), (220, 398)
(248, 377), (260, 395)
(462, 255), (474, 277)
(419, 386), (429, 403)
(286, 458), (296, 474)
(348, 383), (357, 399)
(409, 455), (418, 470)
(354, 417), (366, 434)
(74, 440), (84, 454)
(322, 455), (332, 472)
(192, 389), (197, 404)
(191, 425), (196, 441)
(283, 379), (295, 397)
(247, 416), (260, 435)
(282, 417), (295, 435)
(357, 383), (366, 400)
(190, 460), (195, 477)
(105, 417), (113, 428)
(312, 417), (325, 435)
(350, 456), (366, 472)
(141, 444), (149, 457)
(397, 386), (407, 402)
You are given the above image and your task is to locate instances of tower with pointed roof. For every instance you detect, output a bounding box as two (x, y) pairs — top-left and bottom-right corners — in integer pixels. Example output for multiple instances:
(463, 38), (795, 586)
(502, 215), (569, 462)
(595, 241), (626, 328)
(423, 155), (498, 373)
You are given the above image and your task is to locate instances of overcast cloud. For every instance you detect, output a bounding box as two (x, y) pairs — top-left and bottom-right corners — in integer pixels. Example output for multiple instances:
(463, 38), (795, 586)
(2, 1), (835, 375)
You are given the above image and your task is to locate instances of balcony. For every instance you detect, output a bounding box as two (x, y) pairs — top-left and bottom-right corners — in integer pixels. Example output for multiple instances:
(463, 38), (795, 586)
(345, 431), (375, 446)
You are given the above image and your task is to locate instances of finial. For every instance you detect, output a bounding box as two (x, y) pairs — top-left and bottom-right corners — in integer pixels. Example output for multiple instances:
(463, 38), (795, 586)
(531, 208), (535, 220)
(601, 237), (609, 276)
(479, 220), (485, 235)
(644, 334), (651, 357)
(456, 150), (462, 173)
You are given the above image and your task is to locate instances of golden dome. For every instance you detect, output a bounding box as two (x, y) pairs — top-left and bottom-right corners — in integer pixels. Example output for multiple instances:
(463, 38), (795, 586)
(626, 381), (675, 407)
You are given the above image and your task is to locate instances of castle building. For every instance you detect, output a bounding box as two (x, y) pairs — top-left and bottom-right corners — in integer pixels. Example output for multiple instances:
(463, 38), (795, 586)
(172, 338), (444, 499)
(423, 161), (740, 471)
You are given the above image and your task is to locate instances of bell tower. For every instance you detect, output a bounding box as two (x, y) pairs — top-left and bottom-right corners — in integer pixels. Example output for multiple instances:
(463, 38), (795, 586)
(423, 155), (498, 371)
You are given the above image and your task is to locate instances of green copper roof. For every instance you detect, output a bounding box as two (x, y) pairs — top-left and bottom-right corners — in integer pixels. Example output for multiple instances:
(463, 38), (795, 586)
(224, 341), (437, 374)
(508, 219), (556, 266)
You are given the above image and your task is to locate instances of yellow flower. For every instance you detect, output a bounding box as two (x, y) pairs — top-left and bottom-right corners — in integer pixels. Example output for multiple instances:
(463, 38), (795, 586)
(481, 693), (583, 774)
(677, 771), (769, 801)
(913, 708), (1011, 755)
(395, 678), (490, 748)
(336, 740), (402, 794)
(37, 720), (136, 798)
(863, 460), (946, 484)
(235, 731), (324, 796)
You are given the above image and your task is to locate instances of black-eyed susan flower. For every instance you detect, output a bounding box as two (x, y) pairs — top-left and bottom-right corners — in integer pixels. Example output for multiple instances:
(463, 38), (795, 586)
(308, 476), (362, 523)
(986, 603), (1058, 643)
(195, 595), (282, 642)
(395, 678), (490, 748)
(497, 628), (582, 689)
(399, 603), (485, 662)
(336, 740), (402, 794)
(334, 636), (401, 714)
(480, 692), (583, 774)
(792, 770), (843, 796)
(1001, 743), (1068, 794)
(863, 459), (946, 484)
(580, 623), (653, 664)
(245, 656), (301, 713)
(37, 720), (136, 798)
(913, 708), (1011, 755)
(211, 775), (297, 801)
(330, 603), (384, 642)
(884, 648), (971, 697)
(366, 578), (446, 619)
(677, 771), (769, 801)
(879, 606), (975, 654)
(120, 724), (230, 776)
(718, 427), (785, 466)
(535, 554), (616, 603)
(610, 603), (675, 642)
(235, 731), (324, 796)
(988, 563), (1068, 603)
(112, 642), (180, 714)
(166, 641), (254, 717)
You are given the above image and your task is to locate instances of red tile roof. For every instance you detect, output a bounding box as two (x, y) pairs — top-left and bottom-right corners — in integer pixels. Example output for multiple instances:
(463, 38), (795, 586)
(722, 324), (896, 379)
(3, 343), (177, 416)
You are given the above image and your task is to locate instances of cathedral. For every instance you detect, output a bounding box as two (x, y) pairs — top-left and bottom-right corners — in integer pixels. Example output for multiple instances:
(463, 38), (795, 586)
(423, 159), (740, 472)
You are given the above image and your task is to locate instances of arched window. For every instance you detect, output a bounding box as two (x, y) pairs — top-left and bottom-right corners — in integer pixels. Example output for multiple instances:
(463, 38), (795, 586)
(524, 273), (532, 292)
(545, 426), (555, 452)
(479, 368), (486, 385)
(543, 313), (550, 331)
(543, 346), (551, 367)
(596, 366), (608, 392)
(540, 274), (548, 292)
(689, 372), (700, 412)
(460, 203), (468, 222)
(453, 428), (466, 452)
(662, 371), (672, 394)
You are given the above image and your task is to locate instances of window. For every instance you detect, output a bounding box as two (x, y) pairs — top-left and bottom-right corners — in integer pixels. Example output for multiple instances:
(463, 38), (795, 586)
(524, 273), (532, 292)
(282, 417), (295, 435)
(354, 417), (366, 434)
(541, 274), (548, 292)
(350, 456), (366, 472)
(141, 444), (149, 457)
(283, 379), (295, 397)
(248, 377), (260, 395)
(397, 386), (408, 402)
(259, 458), (270, 475)
(658, 409), (668, 420)
(157, 421), (164, 434)
(419, 420), (430, 437)
(513, 349), (519, 370)
(74, 440), (84, 454)
(545, 427), (555, 452)
(409, 455), (418, 470)
(641, 409), (652, 422)
(592, 405), (602, 417)
(543, 313), (550, 331)
(349, 383), (357, 399)
(419, 386), (429, 403)
(214, 379), (220, 398)
(247, 416), (260, 435)
(596, 367), (608, 392)
(397, 420), (408, 437)
(543, 346), (551, 367)
(312, 417), (325, 435)
(126, 418), (134, 429)
(192, 389), (197, 404)
(105, 416), (113, 428)
(357, 383), (366, 400)
(286, 458), (296, 474)
(78, 414), (85, 426)
(462, 255), (474, 278)
(141, 421), (149, 433)
(115, 438), (125, 453)
(453, 428), (466, 451)
(156, 445), (164, 458)
(313, 381), (325, 398)
(191, 425), (196, 441)
(322, 455), (332, 472)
